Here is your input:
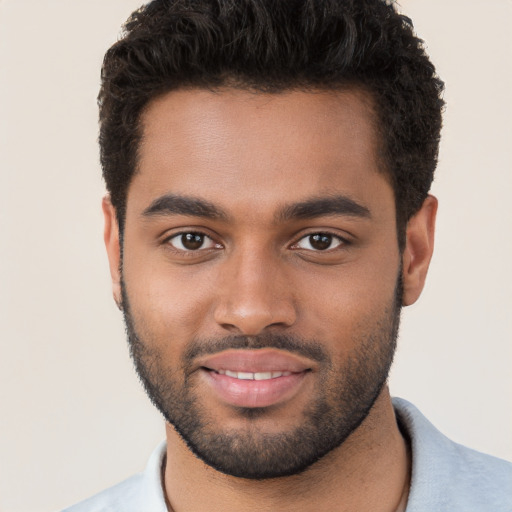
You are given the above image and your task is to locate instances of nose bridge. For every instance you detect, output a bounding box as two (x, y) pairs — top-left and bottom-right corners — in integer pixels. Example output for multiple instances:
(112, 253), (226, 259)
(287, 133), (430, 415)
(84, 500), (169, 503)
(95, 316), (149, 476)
(214, 242), (296, 334)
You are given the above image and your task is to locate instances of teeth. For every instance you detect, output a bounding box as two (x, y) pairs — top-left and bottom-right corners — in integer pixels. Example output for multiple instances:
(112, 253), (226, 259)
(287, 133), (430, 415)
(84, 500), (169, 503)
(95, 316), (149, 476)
(254, 372), (272, 380)
(217, 370), (291, 380)
(237, 371), (254, 380)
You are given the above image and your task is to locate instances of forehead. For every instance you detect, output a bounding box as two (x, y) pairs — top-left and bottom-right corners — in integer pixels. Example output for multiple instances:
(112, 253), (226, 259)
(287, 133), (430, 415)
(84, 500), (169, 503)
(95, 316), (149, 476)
(129, 88), (391, 218)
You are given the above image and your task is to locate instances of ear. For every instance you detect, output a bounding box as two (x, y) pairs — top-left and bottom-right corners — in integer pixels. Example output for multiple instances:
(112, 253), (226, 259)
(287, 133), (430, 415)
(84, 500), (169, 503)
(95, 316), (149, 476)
(102, 195), (122, 309)
(401, 195), (438, 306)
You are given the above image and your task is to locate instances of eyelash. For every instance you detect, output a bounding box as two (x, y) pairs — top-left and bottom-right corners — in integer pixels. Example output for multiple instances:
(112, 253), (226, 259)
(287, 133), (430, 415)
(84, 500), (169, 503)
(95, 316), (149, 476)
(290, 232), (350, 252)
(163, 230), (350, 254)
(164, 231), (221, 253)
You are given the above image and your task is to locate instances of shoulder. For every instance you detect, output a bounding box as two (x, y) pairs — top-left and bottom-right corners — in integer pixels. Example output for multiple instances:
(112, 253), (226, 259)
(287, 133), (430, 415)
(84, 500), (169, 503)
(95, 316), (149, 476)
(393, 398), (512, 512)
(61, 473), (147, 512)
(60, 441), (167, 512)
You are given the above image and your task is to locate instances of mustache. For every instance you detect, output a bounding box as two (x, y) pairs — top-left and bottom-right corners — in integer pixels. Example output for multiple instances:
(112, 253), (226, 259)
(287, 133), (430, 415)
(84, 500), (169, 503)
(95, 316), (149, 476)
(183, 333), (329, 364)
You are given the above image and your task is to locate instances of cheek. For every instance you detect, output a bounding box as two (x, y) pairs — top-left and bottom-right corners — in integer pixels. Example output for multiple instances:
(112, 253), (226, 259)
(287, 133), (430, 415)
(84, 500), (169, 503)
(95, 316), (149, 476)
(122, 255), (217, 347)
(296, 258), (400, 346)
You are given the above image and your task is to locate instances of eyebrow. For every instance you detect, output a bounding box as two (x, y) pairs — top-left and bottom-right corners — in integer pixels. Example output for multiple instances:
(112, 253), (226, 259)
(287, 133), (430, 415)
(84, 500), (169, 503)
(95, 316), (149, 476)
(277, 195), (371, 221)
(142, 194), (228, 220)
(141, 193), (371, 223)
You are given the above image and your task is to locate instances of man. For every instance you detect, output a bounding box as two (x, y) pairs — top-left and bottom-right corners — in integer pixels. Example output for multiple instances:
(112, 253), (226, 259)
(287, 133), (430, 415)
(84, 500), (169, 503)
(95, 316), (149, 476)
(63, 0), (512, 510)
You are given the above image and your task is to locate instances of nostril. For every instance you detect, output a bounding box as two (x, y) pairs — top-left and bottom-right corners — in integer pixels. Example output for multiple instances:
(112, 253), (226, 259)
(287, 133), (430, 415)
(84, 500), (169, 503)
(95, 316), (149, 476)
(214, 306), (296, 336)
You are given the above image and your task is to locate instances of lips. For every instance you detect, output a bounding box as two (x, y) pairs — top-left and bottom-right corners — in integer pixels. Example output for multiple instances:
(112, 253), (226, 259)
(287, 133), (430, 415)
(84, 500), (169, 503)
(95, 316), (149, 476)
(197, 349), (313, 408)
(198, 348), (313, 374)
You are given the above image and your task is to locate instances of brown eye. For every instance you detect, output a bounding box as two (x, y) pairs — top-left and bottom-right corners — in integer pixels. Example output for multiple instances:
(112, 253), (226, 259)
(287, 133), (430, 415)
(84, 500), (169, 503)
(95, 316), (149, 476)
(309, 234), (332, 250)
(295, 233), (343, 251)
(181, 233), (204, 250)
(168, 232), (217, 251)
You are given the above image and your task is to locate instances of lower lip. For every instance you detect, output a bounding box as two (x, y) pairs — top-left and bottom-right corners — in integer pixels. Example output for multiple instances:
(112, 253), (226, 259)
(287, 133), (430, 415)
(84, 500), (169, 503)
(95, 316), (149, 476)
(202, 369), (308, 408)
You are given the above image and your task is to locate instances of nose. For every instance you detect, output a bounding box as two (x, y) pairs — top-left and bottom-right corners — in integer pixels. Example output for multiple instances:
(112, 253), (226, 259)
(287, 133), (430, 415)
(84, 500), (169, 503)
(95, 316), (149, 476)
(213, 248), (297, 335)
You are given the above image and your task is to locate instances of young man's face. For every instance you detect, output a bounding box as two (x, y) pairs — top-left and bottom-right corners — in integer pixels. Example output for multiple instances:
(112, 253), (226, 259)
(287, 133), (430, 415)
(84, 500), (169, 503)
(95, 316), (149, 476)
(104, 88), (431, 479)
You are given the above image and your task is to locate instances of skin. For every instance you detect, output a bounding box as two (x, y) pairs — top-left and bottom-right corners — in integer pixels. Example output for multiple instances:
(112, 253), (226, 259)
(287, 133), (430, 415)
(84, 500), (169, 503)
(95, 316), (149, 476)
(104, 88), (437, 511)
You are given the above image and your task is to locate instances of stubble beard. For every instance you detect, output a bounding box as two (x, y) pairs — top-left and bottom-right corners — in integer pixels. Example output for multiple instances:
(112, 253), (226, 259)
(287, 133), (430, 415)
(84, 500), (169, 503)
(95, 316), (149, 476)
(121, 275), (402, 480)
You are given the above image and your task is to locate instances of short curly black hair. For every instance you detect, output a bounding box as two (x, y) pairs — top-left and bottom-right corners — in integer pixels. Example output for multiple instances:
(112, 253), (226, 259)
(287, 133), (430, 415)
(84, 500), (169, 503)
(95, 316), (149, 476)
(99, 0), (444, 246)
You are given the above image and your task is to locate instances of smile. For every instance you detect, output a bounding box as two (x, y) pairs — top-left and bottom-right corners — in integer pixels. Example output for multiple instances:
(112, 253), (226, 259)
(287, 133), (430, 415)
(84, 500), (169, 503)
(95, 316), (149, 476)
(202, 368), (308, 408)
(195, 349), (315, 408)
(215, 370), (293, 380)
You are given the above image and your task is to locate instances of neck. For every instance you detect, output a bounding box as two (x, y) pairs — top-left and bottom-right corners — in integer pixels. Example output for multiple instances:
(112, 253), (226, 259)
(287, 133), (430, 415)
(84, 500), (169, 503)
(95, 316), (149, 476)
(163, 387), (410, 512)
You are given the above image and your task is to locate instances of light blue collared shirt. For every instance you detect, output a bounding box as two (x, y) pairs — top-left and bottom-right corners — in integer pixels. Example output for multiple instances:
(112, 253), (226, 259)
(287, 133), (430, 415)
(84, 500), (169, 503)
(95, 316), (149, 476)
(62, 398), (512, 511)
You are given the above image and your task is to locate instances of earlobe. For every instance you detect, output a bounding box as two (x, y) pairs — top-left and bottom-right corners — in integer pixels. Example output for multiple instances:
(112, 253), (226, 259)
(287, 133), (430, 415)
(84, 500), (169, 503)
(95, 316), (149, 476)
(401, 195), (438, 306)
(102, 195), (123, 309)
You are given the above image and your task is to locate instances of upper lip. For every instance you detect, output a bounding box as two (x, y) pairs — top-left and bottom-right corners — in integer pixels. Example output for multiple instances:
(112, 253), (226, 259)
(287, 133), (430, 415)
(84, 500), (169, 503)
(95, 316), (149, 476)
(198, 348), (314, 374)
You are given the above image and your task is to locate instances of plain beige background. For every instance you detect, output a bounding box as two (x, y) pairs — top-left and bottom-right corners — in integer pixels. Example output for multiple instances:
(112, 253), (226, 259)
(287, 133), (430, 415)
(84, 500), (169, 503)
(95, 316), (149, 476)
(0, 1), (511, 511)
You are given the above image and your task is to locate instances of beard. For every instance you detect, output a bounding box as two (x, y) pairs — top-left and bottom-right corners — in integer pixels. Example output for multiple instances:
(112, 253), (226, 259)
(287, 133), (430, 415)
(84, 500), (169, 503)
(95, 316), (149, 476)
(121, 275), (402, 480)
